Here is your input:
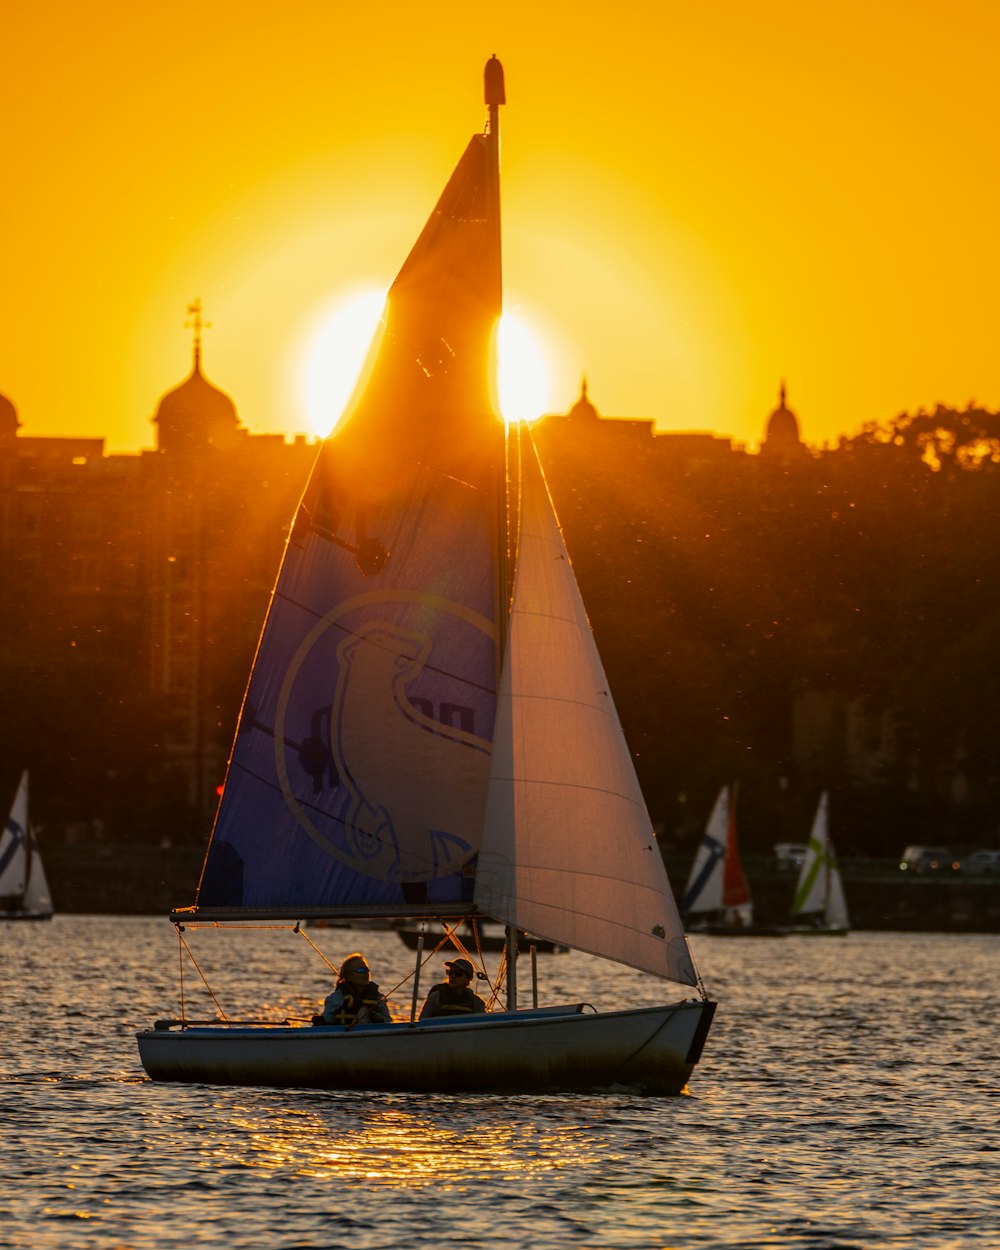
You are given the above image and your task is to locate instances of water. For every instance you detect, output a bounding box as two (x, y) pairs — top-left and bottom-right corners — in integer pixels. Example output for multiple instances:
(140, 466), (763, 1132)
(2, 918), (996, 1249)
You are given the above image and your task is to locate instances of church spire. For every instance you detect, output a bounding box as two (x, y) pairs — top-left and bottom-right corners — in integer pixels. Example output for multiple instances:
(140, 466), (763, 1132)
(185, 298), (211, 373)
(762, 378), (803, 461)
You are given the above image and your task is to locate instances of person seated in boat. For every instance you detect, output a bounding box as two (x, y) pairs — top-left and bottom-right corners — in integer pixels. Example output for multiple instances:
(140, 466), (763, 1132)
(419, 957), (487, 1019)
(311, 953), (392, 1026)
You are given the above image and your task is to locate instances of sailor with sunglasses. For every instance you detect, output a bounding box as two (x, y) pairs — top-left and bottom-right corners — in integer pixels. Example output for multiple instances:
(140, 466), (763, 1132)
(312, 952), (392, 1025)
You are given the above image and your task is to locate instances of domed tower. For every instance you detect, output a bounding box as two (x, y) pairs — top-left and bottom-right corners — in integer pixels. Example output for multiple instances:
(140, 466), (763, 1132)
(567, 377), (599, 423)
(761, 382), (804, 461)
(153, 301), (241, 454)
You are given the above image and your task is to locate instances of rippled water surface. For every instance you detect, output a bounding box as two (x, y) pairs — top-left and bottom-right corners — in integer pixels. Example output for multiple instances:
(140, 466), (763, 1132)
(2, 918), (996, 1248)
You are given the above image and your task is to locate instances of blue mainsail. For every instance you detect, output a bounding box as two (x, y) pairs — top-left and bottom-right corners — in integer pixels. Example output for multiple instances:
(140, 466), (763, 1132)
(196, 130), (505, 916)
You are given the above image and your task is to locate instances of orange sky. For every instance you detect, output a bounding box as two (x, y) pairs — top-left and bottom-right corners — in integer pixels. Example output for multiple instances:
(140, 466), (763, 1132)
(4, 2), (998, 453)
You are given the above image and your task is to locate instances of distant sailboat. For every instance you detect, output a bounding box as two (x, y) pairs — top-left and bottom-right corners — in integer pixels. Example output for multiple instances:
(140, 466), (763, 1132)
(0, 772), (54, 921)
(136, 58), (715, 1095)
(682, 786), (785, 936)
(788, 793), (849, 936)
(393, 919), (567, 955)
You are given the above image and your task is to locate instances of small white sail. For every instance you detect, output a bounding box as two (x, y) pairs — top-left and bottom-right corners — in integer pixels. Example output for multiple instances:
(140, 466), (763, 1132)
(824, 858), (849, 931)
(0, 772), (53, 919)
(0, 772), (29, 897)
(476, 433), (695, 986)
(681, 785), (754, 928)
(792, 793), (849, 930)
(23, 845), (53, 917)
(681, 787), (730, 916)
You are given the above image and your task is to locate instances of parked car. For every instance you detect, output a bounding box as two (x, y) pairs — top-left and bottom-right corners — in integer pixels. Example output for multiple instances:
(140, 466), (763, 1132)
(899, 846), (961, 874)
(774, 842), (809, 868)
(963, 849), (1000, 876)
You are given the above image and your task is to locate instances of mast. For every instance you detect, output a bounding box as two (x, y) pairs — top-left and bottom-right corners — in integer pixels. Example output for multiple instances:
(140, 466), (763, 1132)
(485, 51), (506, 638)
(484, 54), (517, 1011)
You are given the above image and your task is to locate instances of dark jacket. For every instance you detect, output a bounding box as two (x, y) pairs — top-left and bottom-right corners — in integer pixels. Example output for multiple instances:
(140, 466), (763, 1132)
(419, 981), (487, 1019)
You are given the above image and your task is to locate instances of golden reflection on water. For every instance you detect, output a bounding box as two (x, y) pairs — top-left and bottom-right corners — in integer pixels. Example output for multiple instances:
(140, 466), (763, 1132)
(217, 1103), (600, 1187)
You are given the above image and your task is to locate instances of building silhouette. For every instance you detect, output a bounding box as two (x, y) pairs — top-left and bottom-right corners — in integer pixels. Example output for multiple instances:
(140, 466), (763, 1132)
(759, 382), (807, 463)
(0, 309), (315, 834)
(4, 339), (863, 844)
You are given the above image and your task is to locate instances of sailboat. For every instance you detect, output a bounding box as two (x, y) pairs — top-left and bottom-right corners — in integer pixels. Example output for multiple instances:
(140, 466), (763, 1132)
(136, 58), (715, 1095)
(787, 793), (849, 935)
(681, 785), (785, 936)
(1, 771), (54, 921)
(392, 918), (567, 955)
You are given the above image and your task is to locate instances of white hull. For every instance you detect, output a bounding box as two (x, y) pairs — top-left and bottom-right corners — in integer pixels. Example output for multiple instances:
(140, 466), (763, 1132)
(137, 999), (715, 1096)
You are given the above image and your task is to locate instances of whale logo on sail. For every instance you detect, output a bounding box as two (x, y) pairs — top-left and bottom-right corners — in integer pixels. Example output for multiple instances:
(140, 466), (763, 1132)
(331, 619), (492, 881)
(274, 590), (497, 883)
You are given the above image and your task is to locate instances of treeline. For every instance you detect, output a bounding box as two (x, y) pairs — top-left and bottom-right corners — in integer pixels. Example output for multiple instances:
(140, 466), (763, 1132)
(535, 405), (1000, 857)
(3, 404), (999, 858)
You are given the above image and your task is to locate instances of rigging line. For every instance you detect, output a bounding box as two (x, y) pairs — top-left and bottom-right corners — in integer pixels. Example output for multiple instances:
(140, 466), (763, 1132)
(463, 923), (502, 1008)
(691, 955), (710, 1002)
(177, 926), (185, 1024)
(176, 927), (230, 1026)
(445, 921), (503, 1006)
(431, 919), (493, 977)
(293, 922), (338, 973)
(382, 919), (483, 1002)
(486, 948), (507, 1011)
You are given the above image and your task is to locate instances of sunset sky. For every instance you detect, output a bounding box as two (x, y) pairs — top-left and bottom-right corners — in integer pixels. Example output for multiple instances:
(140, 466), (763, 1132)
(4, 2), (997, 453)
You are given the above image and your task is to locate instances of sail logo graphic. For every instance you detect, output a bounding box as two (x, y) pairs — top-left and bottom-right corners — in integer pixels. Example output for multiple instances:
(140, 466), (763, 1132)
(0, 817), (26, 885)
(275, 590), (497, 883)
(680, 833), (724, 913)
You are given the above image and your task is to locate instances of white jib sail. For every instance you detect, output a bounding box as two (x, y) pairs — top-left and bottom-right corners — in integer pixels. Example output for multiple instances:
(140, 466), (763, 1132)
(476, 433), (696, 986)
(824, 856), (849, 930)
(681, 786), (730, 916)
(793, 792), (849, 928)
(24, 845), (53, 916)
(0, 771), (29, 897)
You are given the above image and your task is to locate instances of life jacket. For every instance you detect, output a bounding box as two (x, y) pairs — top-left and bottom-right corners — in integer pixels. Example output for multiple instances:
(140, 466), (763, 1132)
(330, 980), (385, 1025)
(427, 981), (482, 1015)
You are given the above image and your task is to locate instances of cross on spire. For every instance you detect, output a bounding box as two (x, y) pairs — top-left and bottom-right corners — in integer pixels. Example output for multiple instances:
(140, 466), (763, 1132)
(185, 299), (211, 370)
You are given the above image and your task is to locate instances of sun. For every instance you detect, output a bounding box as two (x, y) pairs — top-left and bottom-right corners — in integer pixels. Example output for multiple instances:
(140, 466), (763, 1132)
(496, 311), (551, 425)
(301, 288), (387, 438)
(301, 292), (551, 438)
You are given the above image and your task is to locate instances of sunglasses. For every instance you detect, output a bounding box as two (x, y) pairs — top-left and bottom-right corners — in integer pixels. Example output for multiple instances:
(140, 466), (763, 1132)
(349, 967), (370, 976)
(447, 969), (470, 978)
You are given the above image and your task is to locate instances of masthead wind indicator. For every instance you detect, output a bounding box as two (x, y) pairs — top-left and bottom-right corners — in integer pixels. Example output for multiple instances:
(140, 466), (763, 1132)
(485, 55), (505, 107)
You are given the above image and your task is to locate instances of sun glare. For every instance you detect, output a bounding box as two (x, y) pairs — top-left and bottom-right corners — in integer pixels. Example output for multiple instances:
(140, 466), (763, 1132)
(301, 295), (551, 438)
(302, 289), (386, 438)
(498, 312), (551, 425)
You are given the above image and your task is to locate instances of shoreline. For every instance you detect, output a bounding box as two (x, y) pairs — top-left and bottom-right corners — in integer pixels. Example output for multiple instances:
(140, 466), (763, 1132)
(20, 843), (1000, 934)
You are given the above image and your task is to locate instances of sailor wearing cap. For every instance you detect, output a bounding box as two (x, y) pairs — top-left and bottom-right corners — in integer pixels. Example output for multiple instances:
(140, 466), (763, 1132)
(418, 957), (487, 1019)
